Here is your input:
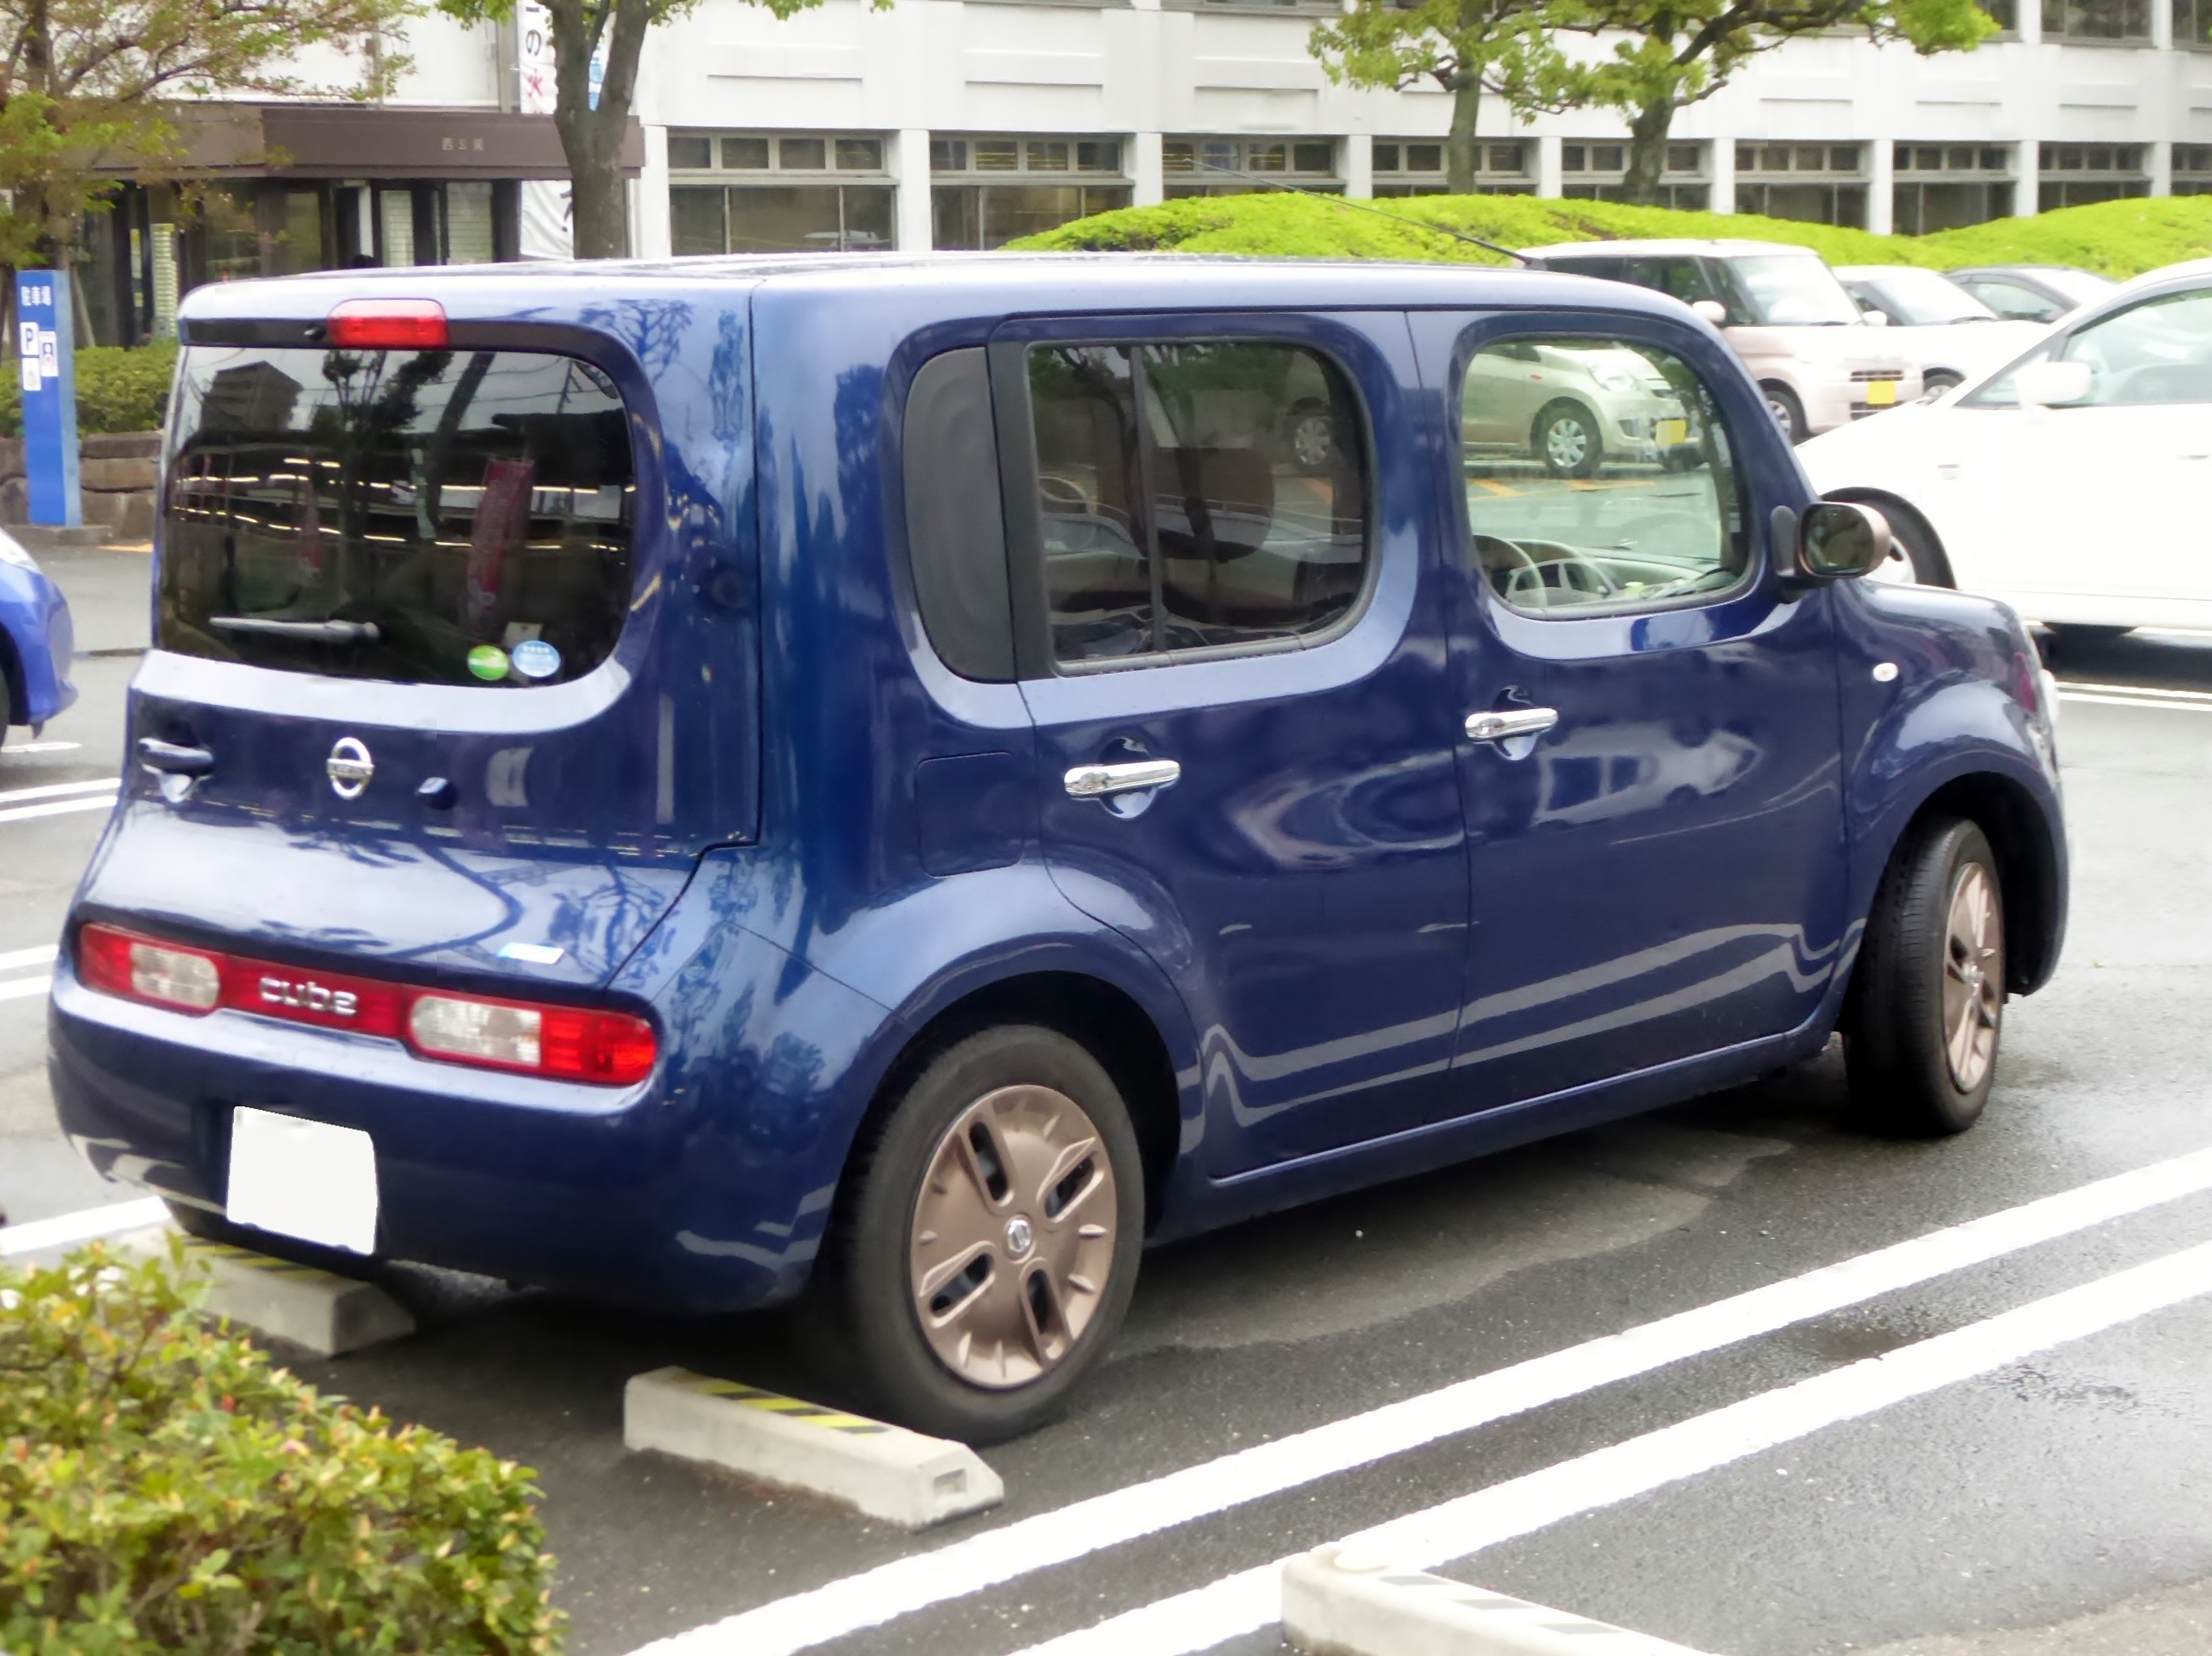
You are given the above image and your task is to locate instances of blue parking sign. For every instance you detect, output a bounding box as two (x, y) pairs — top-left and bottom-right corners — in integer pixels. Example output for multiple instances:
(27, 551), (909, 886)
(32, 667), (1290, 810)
(15, 270), (81, 527)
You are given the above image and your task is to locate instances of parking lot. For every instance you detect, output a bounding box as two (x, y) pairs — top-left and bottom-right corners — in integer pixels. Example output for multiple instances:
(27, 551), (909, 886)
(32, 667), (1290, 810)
(7, 549), (2212, 1656)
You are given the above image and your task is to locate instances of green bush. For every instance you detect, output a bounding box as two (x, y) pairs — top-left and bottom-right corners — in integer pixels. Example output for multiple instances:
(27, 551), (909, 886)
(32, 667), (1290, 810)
(1008, 192), (2212, 281)
(0, 341), (176, 440)
(0, 1241), (563, 1655)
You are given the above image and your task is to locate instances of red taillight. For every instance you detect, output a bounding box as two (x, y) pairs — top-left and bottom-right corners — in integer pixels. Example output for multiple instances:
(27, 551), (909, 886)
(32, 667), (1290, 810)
(75, 924), (655, 1087)
(326, 299), (449, 350)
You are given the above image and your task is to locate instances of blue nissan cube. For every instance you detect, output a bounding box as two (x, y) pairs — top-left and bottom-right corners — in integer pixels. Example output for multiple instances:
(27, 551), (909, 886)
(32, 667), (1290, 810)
(50, 257), (2066, 1439)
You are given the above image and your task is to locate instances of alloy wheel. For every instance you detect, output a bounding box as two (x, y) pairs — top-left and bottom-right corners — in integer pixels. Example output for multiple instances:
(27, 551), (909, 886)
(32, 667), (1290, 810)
(1543, 414), (1590, 472)
(909, 1084), (1118, 1390)
(1942, 862), (2004, 1092)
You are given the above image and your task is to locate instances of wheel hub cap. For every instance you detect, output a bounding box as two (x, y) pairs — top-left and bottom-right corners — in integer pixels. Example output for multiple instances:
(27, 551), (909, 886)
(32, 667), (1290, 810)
(1942, 862), (2004, 1092)
(909, 1085), (1117, 1390)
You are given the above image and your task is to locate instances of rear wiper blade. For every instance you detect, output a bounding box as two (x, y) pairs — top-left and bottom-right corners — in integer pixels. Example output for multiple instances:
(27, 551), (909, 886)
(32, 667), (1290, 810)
(208, 616), (381, 643)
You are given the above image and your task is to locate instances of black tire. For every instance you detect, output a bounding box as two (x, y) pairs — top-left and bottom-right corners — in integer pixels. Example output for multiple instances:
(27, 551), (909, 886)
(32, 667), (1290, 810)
(1761, 383), (1808, 446)
(1923, 369), (1964, 396)
(816, 1025), (1145, 1444)
(1844, 818), (2006, 1138)
(1532, 399), (1603, 479)
(2046, 623), (2133, 643)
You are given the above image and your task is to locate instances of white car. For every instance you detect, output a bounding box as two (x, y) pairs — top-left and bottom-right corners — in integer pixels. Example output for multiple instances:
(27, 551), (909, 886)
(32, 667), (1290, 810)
(1521, 238), (1922, 443)
(1799, 260), (2212, 635)
(1834, 266), (2047, 394)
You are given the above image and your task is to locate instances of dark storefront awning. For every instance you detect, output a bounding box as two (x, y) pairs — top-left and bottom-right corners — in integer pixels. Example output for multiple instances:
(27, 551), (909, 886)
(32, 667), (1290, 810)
(120, 102), (644, 182)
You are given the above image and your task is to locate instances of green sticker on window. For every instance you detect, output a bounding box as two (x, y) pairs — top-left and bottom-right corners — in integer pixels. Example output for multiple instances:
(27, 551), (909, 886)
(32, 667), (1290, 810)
(467, 644), (510, 681)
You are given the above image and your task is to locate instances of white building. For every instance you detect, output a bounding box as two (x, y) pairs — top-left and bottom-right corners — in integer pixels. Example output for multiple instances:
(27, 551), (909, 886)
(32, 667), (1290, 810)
(91, 0), (2211, 338)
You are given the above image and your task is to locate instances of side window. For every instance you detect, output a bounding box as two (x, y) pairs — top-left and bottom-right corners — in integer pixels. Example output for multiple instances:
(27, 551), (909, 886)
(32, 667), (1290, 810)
(1968, 288), (2212, 407)
(1459, 335), (1749, 615)
(905, 349), (1014, 681)
(1025, 341), (1371, 667)
(1964, 279), (2055, 321)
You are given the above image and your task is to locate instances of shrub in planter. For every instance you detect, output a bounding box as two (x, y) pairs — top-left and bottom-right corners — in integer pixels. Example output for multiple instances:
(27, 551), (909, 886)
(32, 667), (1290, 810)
(0, 1241), (564, 1654)
(0, 342), (177, 440)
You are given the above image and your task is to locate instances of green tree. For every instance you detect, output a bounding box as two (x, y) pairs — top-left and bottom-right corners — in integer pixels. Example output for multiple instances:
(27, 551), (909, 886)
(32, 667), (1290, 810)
(1578, 0), (1994, 202)
(0, 0), (413, 272)
(1311, 0), (1591, 193)
(436, 0), (892, 260)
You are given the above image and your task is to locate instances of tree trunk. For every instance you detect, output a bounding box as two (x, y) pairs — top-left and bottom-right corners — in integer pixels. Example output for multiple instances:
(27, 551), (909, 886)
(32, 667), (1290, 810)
(1621, 96), (1675, 206)
(22, 0), (67, 268)
(546, 0), (653, 258)
(1445, 72), (1482, 195)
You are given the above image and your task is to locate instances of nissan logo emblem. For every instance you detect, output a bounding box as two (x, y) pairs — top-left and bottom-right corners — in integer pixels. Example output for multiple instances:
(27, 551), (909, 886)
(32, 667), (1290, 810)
(327, 737), (374, 800)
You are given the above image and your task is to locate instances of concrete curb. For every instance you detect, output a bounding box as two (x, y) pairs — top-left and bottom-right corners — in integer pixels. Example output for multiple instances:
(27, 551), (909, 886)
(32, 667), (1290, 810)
(124, 1230), (415, 1357)
(623, 1366), (1004, 1529)
(1283, 1547), (1718, 1656)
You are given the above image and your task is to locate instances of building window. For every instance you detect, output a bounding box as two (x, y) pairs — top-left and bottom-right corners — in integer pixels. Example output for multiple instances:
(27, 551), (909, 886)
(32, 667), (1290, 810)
(667, 130), (896, 253)
(1559, 140), (1708, 210)
(1371, 140), (1532, 196)
(1734, 143), (1870, 228)
(1163, 137), (1340, 198)
(2176, 144), (2212, 193)
(2176, 0), (2212, 42)
(932, 134), (1132, 249)
(1160, 0), (1342, 12)
(1981, 0), (2019, 29)
(2041, 0), (2150, 36)
(1892, 143), (2015, 234)
(2038, 143), (2149, 211)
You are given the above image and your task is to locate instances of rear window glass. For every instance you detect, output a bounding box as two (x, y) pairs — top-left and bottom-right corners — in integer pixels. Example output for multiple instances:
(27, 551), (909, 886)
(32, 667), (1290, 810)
(160, 347), (634, 688)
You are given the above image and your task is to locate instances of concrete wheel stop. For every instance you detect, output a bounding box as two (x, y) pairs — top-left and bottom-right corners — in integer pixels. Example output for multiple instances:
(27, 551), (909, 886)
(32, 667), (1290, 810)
(1284, 1546), (1718, 1656)
(123, 1230), (416, 1358)
(623, 1366), (1005, 1529)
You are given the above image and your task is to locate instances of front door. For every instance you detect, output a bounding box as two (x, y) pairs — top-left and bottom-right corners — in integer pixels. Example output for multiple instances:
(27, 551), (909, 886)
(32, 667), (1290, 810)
(997, 316), (1472, 1173)
(1410, 313), (1851, 1112)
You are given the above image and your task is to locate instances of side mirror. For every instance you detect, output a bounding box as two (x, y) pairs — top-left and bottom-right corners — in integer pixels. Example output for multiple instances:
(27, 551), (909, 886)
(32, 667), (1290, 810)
(1797, 500), (1892, 581)
(1860, 308), (1890, 326)
(1691, 299), (1728, 327)
(2014, 359), (2092, 407)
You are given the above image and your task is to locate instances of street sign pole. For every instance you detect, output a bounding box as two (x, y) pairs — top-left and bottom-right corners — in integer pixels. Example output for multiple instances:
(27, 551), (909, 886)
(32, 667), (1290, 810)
(15, 270), (82, 528)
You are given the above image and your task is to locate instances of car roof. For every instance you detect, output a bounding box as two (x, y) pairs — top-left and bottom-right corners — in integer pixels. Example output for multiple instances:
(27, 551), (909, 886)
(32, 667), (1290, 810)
(1946, 265), (2088, 279)
(1525, 238), (1826, 259)
(173, 251), (1704, 331)
(1832, 264), (1950, 280)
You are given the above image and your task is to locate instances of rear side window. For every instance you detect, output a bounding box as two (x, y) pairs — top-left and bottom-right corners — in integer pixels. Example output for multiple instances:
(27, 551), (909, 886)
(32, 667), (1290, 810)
(161, 347), (634, 688)
(1024, 341), (1369, 667)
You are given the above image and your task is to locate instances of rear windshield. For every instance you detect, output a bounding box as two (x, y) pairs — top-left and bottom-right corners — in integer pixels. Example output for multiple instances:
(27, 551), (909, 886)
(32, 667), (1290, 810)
(160, 346), (634, 688)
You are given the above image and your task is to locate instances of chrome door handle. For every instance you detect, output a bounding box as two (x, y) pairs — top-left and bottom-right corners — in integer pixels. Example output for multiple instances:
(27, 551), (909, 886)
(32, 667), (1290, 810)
(1064, 759), (1181, 799)
(1465, 707), (1559, 744)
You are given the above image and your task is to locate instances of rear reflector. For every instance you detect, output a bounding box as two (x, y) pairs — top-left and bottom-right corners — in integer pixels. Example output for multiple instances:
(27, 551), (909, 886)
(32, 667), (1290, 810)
(75, 923), (654, 1086)
(326, 299), (449, 350)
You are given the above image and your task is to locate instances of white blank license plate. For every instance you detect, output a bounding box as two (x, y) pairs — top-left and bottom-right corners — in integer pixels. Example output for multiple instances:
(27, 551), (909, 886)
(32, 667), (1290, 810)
(226, 1107), (380, 1255)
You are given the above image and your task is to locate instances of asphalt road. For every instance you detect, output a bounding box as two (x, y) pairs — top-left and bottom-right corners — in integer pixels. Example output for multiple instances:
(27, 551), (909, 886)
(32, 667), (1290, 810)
(5, 553), (2212, 1656)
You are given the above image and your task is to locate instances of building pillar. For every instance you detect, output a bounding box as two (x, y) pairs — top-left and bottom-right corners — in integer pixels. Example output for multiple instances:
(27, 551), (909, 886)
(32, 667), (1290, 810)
(636, 125), (672, 259)
(1343, 133), (1374, 199)
(2149, 138), (2174, 196)
(1867, 136), (1896, 233)
(1708, 139), (1736, 214)
(894, 127), (934, 252)
(2014, 149), (2040, 216)
(1534, 133), (1563, 199)
(1134, 130), (1165, 205)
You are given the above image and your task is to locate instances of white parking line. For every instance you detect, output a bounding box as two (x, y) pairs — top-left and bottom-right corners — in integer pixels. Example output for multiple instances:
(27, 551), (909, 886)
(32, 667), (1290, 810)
(2058, 691), (2212, 714)
(0, 1196), (168, 1258)
(0, 943), (58, 972)
(2057, 680), (2212, 703)
(4, 740), (83, 754)
(0, 777), (123, 805)
(1008, 1236), (2212, 1656)
(0, 776), (121, 825)
(0, 976), (52, 1001)
(632, 1143), (2212, 1656)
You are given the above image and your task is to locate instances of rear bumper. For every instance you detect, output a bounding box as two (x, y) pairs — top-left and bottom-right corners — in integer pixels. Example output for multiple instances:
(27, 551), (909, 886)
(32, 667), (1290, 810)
(47, 961), (842, 1314)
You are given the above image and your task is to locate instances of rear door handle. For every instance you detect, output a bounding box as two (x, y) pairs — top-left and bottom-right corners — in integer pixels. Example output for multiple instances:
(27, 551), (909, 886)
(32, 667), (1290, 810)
(138, 737), (214, 776)
(1466, 707), (1558, 744)
(1064, 759), (1181, 799)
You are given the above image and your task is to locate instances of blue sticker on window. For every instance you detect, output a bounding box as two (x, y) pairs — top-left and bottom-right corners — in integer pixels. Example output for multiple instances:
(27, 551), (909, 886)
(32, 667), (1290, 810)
(511, 638), (563, 681)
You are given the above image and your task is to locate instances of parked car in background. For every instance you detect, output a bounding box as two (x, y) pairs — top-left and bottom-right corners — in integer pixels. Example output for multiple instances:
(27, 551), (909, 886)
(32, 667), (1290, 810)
(1800, 260), (2212, 636)
(51, 258), (2065, 1440)
(1461, 336), (1694, 477)
(1835, 265), (2048, 394)
(1946, 265), (2117, 323)
(1521, 239), (1922, 443)
(0, 526), (77, 736)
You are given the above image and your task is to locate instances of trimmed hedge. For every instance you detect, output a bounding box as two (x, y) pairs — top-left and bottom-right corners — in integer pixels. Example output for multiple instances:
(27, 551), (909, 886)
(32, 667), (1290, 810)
(1007, 192), (2212, 280)
(0, 341), (176, 440)
(0, 1240), (564, 1655)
